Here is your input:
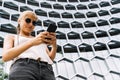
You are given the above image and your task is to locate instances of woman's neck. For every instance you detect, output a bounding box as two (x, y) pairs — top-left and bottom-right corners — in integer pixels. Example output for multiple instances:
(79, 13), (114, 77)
(19, 32), (31, 37)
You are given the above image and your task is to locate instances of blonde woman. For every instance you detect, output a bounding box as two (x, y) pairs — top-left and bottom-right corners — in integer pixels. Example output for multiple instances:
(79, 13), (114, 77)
(2, 10), (57, 80)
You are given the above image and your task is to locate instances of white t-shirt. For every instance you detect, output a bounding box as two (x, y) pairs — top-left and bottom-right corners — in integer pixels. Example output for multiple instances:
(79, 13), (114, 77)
(14, 35), (53, 64)
(4, 35), (53, 74)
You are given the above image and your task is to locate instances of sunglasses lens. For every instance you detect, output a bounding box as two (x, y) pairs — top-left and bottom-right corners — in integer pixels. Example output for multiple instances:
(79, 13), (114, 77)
(25, 18), (31, 23)
(25, 18), (36, 26)
(32, 21), (36, 26)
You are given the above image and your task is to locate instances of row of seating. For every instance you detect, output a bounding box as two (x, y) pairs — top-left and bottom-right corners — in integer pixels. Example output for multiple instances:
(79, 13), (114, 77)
(37, 1), (120, 10)
(47, 0), (90, 2)
(35, 8), (120, 18)
(27, 17), (120, 27)
(1, 14), (120, 28)
(1, 0), (120, 12)
(12, 0), (98, 3)
(32, 28), (120, 39)
(13, 0), (120, 5)
(47, 0), (120, 4)
(1, 6), (120, 19)
(0, 23), (120, 39)
(0, 35), (119, 52)
(39, 2), (111, 9)
(62, 40), (120, 52)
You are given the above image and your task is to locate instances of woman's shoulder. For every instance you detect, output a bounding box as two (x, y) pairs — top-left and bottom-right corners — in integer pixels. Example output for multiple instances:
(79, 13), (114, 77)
(5, 34), (16, 40)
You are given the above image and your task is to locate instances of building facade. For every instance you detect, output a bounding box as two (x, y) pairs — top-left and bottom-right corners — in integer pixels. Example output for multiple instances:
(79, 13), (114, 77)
(0, 0), (120, 80)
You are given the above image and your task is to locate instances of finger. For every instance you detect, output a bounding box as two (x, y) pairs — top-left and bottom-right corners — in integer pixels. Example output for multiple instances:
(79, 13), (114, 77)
(41, 32), (49, 35)
(51, 38), (56, 41)
(49, 33), (56, 36)
(49, 34), (56, 38)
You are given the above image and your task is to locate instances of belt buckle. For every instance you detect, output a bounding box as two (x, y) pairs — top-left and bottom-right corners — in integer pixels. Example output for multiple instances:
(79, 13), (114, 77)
(37, 58), (41, 62)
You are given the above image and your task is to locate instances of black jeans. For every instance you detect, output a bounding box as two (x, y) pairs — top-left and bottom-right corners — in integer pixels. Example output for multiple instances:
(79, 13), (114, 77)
(9, 58), (56, 80)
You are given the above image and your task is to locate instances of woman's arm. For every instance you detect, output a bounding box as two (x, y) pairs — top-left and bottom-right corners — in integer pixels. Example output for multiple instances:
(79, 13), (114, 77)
(47, 45), (57, 61)
(46, 33), (57, 61)
(2, 32), (49, 62)
(2, 35), (33, 62)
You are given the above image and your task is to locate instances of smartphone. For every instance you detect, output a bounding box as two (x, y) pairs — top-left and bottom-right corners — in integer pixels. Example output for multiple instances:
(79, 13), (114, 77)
(45, 23), (57, 40)
(47, 23), (57, 32)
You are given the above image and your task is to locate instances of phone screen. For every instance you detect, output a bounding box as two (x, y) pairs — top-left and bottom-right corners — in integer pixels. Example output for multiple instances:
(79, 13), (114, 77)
(47, 24), (57, 32)
(45, 24), (57, 40)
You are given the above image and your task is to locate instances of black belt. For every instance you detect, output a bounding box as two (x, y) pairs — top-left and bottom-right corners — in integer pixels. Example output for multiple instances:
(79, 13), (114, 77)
(15, 58), (48, 65)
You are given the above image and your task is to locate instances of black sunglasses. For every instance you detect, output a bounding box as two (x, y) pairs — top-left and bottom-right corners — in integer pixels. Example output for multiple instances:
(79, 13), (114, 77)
(25, 18), (37, 26)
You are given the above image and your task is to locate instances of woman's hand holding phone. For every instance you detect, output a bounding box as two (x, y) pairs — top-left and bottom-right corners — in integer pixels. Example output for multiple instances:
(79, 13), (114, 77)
(31, 23), (57, 46)
(44, 32), (56, 46)
(45, 23), (57, 40)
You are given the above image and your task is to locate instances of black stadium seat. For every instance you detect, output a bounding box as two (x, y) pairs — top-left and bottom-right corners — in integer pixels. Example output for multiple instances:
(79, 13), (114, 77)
(67, 31), (80, 39)
(43, 20), (56, 27)
(0, 0), (2, 6)
(71, 21), (83, 28)
(82, 31), (94, 39)
(97, 19), (109, 26)
(65, 4), (76, 10)
(108, 40), (120, 49)
(94, 42), (107, 51)
(58, 0), (67, 2)
(110, 8), (120, 14)
(27, 0), (39, 6)
(57, 21), (69, 28)
(0, 23), (17, 34)
(0, 9), (10, 19)
(20, 6), (33, 12)
(4, 2), (18, 11)
(74, 12), (85, 18)
(98, 10), (109, 16)
(40, 2), (52, 8)
(109, 17), (120, 24)
(11, 14), (19, 21)
(79, 0), (89, 2)
(48, 11), (60, 18)
(53, 3), (64, 9)
(88, 3), (99, 9)
(109, 28), (120, 36)
(111, 0), (120, 5)
(35, 9), (47, 16)
(63, 43), (78, 53)
(79, 43), (93, 52)
(0, 36), (4, 48)
(95, 30), (108, 37)
(56, 31), (66, 39)
(77, 4), (87, 10)
(84, 21), (96, 27)
(69, 0), (78, 2)
(86, 11), (97, 17)
(62, 12), (73, 18)
(99, 1), (110, 7)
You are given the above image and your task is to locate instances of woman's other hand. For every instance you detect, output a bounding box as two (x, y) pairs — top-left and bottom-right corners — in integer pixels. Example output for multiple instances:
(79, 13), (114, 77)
(30, 31), (49, 46)
(44, 32), (56, 47)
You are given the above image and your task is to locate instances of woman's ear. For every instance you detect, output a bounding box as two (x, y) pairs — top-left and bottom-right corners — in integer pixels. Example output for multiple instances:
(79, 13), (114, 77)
(17, 19), (21, 24)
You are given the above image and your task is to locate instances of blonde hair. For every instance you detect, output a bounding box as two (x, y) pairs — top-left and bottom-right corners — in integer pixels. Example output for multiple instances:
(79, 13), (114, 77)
(17, 10), (38, 34)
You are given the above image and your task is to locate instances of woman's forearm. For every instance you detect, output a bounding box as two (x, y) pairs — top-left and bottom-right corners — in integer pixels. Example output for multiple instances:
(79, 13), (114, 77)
(2, 40), (33, 62)
(48, 45), (57, 61)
